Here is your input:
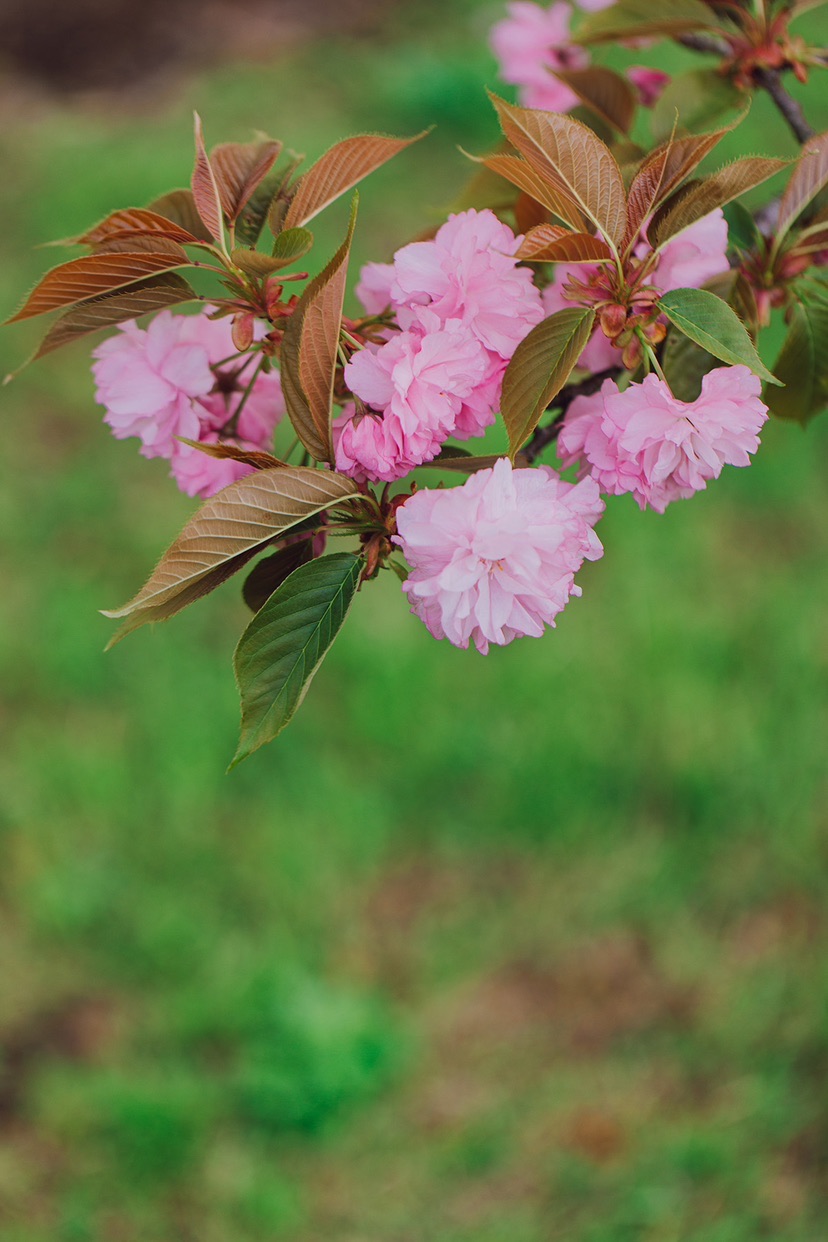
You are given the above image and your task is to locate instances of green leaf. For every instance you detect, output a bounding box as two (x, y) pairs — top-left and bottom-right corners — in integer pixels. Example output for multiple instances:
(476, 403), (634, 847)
(232, 552), (362, 765)
(723, 201), (762, 254)
(501, 308), (596, 456)
(231, 227), (313, 277)
(651, 71), (743, 144)
(659, 288), (780, 385)
(242, 541), (314, 612)
(765, 299), (828, 424)
(576, 0), (717, 43)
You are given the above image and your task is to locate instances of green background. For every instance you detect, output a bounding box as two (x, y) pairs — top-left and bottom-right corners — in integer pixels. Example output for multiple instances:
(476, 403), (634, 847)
(1, 3), (828, 1238)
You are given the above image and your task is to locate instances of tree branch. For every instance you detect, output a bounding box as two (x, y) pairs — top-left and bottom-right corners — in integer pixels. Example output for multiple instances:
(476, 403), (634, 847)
(523, 368), (620, 464)
(753, 67), (816, 144)
(677, 32), (731, 56)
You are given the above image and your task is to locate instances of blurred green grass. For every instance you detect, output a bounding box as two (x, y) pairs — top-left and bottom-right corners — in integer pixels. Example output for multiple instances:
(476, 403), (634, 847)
(1, 4), (828, 1239)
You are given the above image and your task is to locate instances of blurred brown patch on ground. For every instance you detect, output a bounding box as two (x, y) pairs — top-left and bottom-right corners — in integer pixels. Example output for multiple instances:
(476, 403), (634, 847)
(0, 0), (389, 97)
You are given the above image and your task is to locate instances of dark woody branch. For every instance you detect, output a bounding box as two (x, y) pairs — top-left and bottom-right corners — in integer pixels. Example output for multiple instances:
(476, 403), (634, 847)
(677, 35), (816, 146)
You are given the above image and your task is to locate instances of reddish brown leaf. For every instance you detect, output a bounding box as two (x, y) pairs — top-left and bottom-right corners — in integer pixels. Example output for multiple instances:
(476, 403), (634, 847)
(553, 66), (637, 135)
(281, 196), (358, 463)
(490, 94), (627, 246)
(211, 139), (283, 224)
(650, 157), (788, 248)
(513, 192), (550, 235)
(102, 466), (361, 643)
(26, 275), (196, 364)
(191, 113), (225, 244)
(146, 189), (215, 242)
(776, 132), (828, 245)
(283, 131), (428, 230)
(7, 252), (192, 323)
(176, 438), (288, 470)
(77, 208), (201, 248)
(516, 226), (613, 263)
(93, 235), (189, 260)
(474, 152), (589, 231)
(623, 124), (739, 251)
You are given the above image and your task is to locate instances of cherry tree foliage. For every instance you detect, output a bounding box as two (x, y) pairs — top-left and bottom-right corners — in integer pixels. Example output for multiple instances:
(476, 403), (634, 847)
(7, 0), (828, 763)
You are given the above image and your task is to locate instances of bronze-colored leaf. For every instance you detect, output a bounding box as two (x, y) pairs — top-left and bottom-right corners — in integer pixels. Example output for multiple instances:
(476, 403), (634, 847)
(650, 157), (788, 248)
(191, 113), (225, 245)
(552, 66), (637, 135)
(623, 123), (744, 251)
(417, 453), (517, 473)
(283, 131), (428, 230)
(516, 226), (613, 263)
(102, 466), (361, 642)
(775, 132), (828, 246)
(281, 196), (358, 463)
(576, 0), (717, 43)
(472, 151), (588, 231)
(266, 153), (306, 237)
(211, 139), (283, 224)
(26, 274), (197, 364)
(7, 251), (192, 323)
(146, 189), (215, 242)
(501, 308), (597, 455)
(513, 192), (550, 235)
(489, 94), (627, 246)
(93, 235), (189, 260)
(76, 208), (202, 248)
(175, 438), (288, 470)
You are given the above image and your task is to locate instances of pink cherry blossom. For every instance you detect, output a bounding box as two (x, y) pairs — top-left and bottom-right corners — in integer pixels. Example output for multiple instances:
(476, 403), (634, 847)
(393, 457), (604, 653)
(628, 66), (670, 107)
(558, 366), (768, 513)
(575, 0), (614, 9)
(356, 262), (396, 315)
(390, 209), (545, 359)
(337, 318), (490, 481)
(93, 307), (285, 497)
(490, 2), (588, 113)
(92, 312), (212, 458)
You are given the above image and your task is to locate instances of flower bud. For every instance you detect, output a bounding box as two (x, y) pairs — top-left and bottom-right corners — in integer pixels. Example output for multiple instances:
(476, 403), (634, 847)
(599, 304), (628, 340)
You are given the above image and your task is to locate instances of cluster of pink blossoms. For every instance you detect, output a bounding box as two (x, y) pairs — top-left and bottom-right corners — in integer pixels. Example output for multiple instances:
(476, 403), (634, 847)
(394, 458), (604, 654)
(92, 309), (285, 498)
(558, 366), (769, 513)
(334, 208), (545, 482)
(490, 1), (668, 114)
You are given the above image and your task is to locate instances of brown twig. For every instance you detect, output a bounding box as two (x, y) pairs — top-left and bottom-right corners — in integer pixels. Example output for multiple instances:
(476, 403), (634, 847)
(523, 368), (620, 464)
(753, 67), (816, 144)
(677, 32), (731, 56)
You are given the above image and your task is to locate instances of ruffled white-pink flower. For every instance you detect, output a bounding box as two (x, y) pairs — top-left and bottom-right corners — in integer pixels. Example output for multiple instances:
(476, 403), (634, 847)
(558, 366), (768, 513)
(394, 458), (604, 653)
